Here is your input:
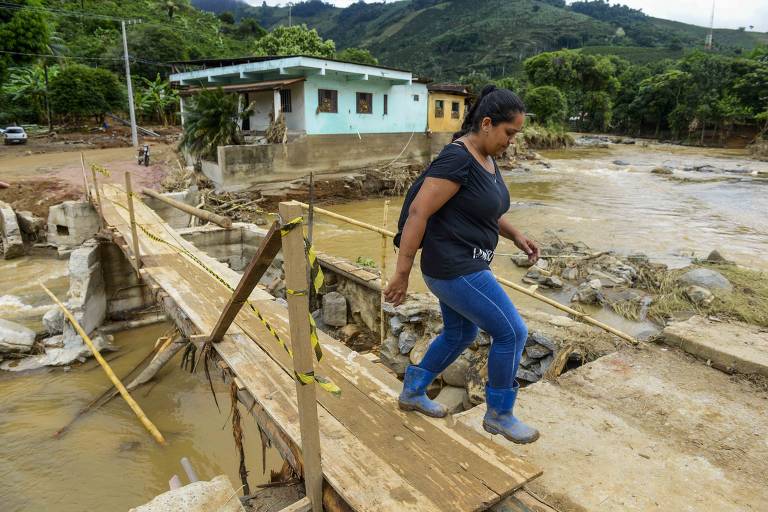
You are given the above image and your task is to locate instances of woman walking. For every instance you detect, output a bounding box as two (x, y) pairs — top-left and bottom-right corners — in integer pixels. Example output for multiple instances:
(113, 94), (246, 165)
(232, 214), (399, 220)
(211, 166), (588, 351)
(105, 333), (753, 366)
(384, 85), (540, 444)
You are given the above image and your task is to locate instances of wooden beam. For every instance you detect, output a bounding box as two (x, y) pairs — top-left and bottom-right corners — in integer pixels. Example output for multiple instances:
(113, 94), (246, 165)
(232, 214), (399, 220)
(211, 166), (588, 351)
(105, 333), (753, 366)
(278, 497), (311, 512)
(141, 188), (232, 228)
(208, 220), (282, 343)
(125, 172), (142, 277)
(279, 201), (323, 512)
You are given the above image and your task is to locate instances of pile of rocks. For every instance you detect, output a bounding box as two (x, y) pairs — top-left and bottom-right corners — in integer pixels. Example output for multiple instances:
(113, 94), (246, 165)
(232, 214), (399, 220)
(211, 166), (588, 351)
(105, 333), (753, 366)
(376, 294), (562, 413)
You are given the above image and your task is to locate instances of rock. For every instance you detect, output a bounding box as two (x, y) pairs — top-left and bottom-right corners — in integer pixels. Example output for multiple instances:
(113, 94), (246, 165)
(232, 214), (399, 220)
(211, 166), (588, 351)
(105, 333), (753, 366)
(586, 268), (627, 287)
(475, 331), (491, 347)
(16, 210), (46, 241)
(465, 350), (488, 406)
(678, 268), (732, 292)
(435, 386), (467, 414)
(544, 275), (564, 288)
(409, 334), (434, 365)
(528, 331), (557, 351)
(627, 252), (649, 265)
(535, 258), (549, 270)
(510, 253), (532, 267)
(525, 343), (552, 359)
(0, 200), (25, 259)
(561, 267), (579, 280)
(398, 328), (418, 355)
(0, 318), (36, 353)
(571, 279), (604, 305)
(613, 160), (631, 166)
(516, 367), (540, 383)
(684, 285), (714, 306)
(129, 474), (246, 512)
(43, 307), (65, 335)
(322, 292), (347, 327)
(539, 354), (554, 375)
(379, 335), (410, 376)
(339, 324), (361, 343)
(442, 350), (471, 387)
(705, 249), (731, 264)
(651, 167), (673, 175)
(519, 352), (536, 368)
(389, 316), (404, 336)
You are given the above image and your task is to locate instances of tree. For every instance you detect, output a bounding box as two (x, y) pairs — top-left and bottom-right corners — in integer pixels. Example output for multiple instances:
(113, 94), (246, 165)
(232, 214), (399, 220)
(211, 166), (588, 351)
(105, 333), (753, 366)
(180, 88), (251, 162)
(0, 0), (50, 82)
(165, 1), (180, 20)
(253, 24), (335, 58)
(135, 74), (178, 126)
(236, 18), (267, 39)
(336, 47), (378, 65)
(218, 11), (235, 25)
(582, 91), (612, 131)
(49, 64), (125, 123)
(116, 25), (189, 79)
(2, 65), (58, 124)
(458, 70), (492, 95)
(525, 85), (567, 125)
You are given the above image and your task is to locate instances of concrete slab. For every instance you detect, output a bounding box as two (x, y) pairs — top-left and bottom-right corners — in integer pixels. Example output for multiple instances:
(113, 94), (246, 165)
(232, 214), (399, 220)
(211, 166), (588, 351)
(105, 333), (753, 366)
(129, 475), (245, 512)
(663, 316), (768, 377)
(457, 344), (768, 512)
(0, 200), (25, 259)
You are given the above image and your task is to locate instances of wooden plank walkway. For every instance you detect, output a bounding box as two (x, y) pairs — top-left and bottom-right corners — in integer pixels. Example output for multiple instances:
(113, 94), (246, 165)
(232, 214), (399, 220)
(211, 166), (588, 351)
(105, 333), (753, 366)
(99, 183), (541, 511)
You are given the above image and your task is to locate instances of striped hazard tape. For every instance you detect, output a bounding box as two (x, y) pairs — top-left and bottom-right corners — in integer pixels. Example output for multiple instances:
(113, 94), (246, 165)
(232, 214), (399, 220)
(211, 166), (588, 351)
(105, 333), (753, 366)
(108, 193), (341, 396)
(90, 164), (111, 177)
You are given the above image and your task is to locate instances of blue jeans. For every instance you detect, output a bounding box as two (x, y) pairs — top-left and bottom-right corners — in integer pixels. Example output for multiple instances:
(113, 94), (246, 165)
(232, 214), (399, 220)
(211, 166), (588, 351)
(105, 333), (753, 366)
(419, 270), (528, 389)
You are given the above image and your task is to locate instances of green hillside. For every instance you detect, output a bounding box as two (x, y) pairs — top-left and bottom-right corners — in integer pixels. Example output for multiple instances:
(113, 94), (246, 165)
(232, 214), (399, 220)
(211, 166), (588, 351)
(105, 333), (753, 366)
(192, 0), (768, 79)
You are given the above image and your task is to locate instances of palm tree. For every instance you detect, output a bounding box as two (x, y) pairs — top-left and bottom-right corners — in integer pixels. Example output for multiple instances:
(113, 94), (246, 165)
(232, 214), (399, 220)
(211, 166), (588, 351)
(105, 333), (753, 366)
(138, 74), (179, 126)
(3, 65), (58, 125)
(180, 88), (252, 162)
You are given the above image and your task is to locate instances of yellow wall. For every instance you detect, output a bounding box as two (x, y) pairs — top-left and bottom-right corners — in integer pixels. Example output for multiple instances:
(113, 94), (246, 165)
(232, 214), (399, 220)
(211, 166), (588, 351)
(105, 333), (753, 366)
(427, 92), (466, 133)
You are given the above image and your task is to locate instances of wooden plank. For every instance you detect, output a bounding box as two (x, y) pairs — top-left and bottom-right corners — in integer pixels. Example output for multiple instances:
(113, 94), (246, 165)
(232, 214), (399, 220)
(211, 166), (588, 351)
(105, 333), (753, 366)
(208, 220), (282, 343)
(278, 497), (311, 512)
(125, 172), (142, 277)
(279, 201), (323, 512)
(99, 184), (541, 512)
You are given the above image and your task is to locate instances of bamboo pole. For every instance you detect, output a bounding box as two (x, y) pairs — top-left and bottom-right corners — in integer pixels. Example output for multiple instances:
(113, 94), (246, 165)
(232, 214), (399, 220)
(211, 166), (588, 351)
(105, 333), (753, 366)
(141, 187), (232, 228)
(125, 172), (142, 278)
(40, 283), (166, 445)
(380, 200), (389, 343)
(80, 152), (91, 203)
(297, 202), (638, 345)
(279, 201), (323, 512)
(90, 164), (104, 230)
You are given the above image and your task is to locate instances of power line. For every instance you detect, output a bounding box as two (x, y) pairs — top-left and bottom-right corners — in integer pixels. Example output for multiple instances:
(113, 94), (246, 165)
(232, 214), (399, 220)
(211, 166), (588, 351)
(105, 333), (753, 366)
(0, 50), (176, 68)
(0, 1), (141, 23)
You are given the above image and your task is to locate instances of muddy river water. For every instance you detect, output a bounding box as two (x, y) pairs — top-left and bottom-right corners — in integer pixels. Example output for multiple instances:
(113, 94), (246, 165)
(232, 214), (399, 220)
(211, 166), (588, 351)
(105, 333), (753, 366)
(1, 141), (766, 509)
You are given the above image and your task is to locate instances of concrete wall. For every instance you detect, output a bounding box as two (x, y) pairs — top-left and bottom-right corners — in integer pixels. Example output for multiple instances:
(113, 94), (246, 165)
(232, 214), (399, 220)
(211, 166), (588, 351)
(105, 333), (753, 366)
(303, 75), (427, 135)
(212, 132), (433, 191)
(245, 82), (306, 134)
(101, 242), (151, 319)
(428, 92), (465, 134)
(142, 189), (200, 229)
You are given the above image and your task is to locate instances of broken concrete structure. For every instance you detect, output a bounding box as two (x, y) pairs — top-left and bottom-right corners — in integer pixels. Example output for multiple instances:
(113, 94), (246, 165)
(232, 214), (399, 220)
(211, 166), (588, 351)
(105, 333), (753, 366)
(15, 210), (46, 242)
(0, 318), (36, 354)
(47, 201), (100, 248)
(0, 200), (25, 259)
(130, 475), (245, 512)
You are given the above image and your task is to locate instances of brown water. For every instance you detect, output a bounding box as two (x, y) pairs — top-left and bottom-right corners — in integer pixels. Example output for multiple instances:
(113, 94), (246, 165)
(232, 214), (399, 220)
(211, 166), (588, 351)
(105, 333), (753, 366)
(0, 257), (281, 511)
(310, 143), (768, 335)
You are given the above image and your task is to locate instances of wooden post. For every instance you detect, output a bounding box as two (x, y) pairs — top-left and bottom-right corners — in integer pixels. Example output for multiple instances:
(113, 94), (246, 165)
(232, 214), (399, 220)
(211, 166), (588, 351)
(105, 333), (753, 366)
(279, 201), (323, 512)
(40, 283), (166, 445)
(80, 153), (91, 203)
(208, 221), (282, 343)
(90, 165), (104, 230)
(380, 200), (389, 343)
(125, 172), (142, 277)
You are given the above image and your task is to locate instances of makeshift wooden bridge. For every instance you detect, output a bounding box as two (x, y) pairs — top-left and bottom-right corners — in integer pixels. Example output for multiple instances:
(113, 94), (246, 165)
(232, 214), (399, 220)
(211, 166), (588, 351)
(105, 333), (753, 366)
(98, 181), (541, 512)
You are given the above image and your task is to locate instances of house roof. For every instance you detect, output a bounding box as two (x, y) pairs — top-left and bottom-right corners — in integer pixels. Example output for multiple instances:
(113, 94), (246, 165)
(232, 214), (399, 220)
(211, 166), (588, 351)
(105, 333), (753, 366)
(177, 77), (305, 96)
(170, 55), (411, 74)
(427, 83), (470, 96)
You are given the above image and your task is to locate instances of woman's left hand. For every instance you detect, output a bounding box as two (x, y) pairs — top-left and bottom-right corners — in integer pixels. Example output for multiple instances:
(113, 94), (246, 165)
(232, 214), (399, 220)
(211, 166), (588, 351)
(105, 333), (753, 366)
(513, 233), (540, 264)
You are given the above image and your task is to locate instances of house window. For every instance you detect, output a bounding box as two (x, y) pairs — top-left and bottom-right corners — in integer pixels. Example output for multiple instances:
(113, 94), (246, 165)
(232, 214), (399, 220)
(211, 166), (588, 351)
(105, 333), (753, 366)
(318, 89), (338, 113)
(356, 92), (373, 114)
(451, 101), (460, 119)
(383, 94), (388, 115)
(413, 94), (420, 102)
(279, 89), (292, 113)
(435, 99), (444, 118)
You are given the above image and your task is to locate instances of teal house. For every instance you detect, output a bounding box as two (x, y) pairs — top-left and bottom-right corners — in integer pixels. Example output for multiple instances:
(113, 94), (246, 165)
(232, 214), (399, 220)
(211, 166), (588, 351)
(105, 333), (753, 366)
(171, 55), (429, 136)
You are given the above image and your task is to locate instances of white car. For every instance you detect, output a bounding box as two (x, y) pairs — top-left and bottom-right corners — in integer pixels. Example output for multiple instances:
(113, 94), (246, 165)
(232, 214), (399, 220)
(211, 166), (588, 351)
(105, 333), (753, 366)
(3, 126), (28, 144)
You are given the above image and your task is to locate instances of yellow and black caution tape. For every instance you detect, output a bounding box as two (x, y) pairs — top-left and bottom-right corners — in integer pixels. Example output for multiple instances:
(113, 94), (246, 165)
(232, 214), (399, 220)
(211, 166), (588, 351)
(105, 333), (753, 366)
(90, 164), (111, 177)
(107, 194), (341, 396)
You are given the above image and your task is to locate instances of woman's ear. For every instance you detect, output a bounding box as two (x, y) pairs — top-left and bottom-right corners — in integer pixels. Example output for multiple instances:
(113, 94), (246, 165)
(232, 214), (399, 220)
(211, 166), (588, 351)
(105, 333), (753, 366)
(481, 116), (492, 133)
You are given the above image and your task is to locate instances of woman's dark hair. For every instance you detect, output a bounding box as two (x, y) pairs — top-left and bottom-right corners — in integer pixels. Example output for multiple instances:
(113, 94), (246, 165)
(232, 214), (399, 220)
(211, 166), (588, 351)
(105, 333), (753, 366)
(452, 85), (525, 141)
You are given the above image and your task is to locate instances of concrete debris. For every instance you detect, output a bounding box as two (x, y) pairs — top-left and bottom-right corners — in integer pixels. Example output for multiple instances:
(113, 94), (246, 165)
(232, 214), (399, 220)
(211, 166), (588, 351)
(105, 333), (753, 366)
(47, 201), (100, 248)
(130, 475), (246, 512)
(0, 318), (36, 354)
(43, 307), (65, 335)
(15, 210), (46, 242)
(0, 200), (25, 259)
(322, 291), (347, 327)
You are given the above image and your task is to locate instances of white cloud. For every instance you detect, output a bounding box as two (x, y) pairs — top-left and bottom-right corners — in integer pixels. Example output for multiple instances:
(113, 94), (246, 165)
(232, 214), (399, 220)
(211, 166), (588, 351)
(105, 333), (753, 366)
(247, 0), (768, 32)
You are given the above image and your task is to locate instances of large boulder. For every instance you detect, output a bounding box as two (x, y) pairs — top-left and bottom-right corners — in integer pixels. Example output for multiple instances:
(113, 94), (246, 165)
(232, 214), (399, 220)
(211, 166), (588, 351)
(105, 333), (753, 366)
(0, 319), (36, 354)
(435, 386), (467, 414)
(322, 292), (347, 327)
(0, 200), (25, 259)
(441, 350), (472, 387)
(678, 268), (732, 292)
(571, 279), (604, 305)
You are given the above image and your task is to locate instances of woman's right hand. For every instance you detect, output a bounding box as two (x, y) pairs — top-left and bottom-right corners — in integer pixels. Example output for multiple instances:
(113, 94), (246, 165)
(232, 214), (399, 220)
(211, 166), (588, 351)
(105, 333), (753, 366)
(384, 272), (409, 306)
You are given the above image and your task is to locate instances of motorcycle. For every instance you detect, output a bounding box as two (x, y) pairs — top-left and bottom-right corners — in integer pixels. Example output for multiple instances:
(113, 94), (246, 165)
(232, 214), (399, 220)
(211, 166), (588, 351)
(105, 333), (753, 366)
(137, 144), (150, 166)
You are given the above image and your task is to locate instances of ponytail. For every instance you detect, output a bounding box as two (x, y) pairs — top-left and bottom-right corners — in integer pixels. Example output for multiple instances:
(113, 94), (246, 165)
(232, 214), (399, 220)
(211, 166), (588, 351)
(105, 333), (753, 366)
(452, 84), (525, 141)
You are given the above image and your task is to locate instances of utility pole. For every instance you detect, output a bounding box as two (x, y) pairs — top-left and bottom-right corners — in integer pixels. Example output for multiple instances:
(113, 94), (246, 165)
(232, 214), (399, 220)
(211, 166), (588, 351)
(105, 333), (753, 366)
(288, 2), (293, 27)
(704, 0), (715, 50)
(122, 20), (139, 147)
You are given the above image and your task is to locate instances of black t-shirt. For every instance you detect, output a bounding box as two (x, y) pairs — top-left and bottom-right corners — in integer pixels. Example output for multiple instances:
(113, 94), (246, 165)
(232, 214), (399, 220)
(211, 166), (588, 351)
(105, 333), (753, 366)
(398, 141), (511, 279)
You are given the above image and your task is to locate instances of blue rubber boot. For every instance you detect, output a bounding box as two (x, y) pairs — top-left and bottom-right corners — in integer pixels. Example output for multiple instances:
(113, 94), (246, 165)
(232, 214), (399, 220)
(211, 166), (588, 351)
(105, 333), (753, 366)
(398, 366), (447, 418)
(483, 383), (540, 444)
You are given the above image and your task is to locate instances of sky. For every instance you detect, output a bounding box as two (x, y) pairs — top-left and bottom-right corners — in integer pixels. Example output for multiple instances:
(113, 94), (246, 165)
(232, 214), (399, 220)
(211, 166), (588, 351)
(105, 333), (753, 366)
(246, 0), (768, 32)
